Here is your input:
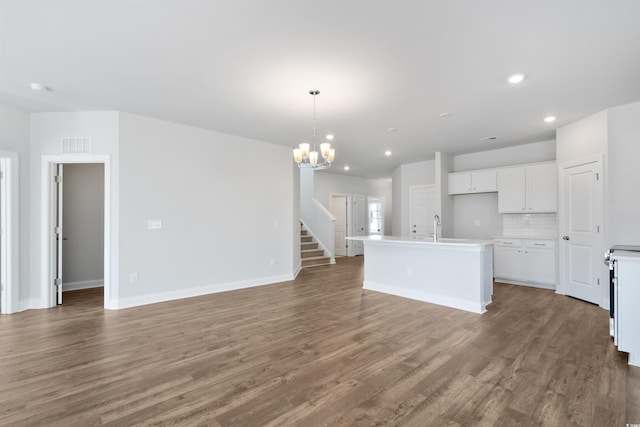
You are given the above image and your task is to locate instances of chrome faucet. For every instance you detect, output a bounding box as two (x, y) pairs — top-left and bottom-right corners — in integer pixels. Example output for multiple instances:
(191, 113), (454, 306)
(433, 214), (440, 242)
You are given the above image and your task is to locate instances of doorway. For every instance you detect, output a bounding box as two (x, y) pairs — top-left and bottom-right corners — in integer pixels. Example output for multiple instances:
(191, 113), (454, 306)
(367, 197), (384, 235)
(410, 185), (436, 240)
(61, 164), (105, 303)
(558, 157), (604, 305)
(41, 156), (111, 309)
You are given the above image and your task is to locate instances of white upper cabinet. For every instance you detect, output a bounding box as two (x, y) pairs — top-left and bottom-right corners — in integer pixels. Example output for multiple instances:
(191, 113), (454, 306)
(448, 169), (497, 195)
(498, 163), (557, 213)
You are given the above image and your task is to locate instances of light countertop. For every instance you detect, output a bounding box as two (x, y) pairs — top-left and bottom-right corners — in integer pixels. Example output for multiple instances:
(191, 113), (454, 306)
(346, 235), (493, 247)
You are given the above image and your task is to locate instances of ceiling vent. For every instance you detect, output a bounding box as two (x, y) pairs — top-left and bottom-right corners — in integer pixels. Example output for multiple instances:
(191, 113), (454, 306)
(479, 136), (497, 142)
(61, 137), (92, 155)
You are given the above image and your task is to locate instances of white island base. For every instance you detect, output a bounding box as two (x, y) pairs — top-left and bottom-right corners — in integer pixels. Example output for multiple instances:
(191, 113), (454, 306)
(347, 236), (494, 314)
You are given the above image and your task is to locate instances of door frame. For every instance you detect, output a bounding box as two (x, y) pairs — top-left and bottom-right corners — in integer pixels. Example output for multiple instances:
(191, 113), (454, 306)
(41, 155), (112, 309)
(409, 184), (435, 239)
(0, 149), (18, 314)
(330, 193), (352, 256)
(352, 194), (366, 256)
(557, 154), (605, 307)
(366, 196), (385, 236)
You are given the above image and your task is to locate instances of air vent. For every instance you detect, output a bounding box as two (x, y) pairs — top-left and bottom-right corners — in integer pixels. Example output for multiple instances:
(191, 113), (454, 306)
(479, 136), (497, 142)
(61, 137), (92, 155)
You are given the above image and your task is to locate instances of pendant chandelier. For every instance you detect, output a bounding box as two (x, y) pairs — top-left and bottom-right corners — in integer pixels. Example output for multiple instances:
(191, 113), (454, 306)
(293, 90), (335, 170)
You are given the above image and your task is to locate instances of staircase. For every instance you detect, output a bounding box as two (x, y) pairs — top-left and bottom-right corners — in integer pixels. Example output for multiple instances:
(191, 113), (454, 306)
(300, 224), (331, 268)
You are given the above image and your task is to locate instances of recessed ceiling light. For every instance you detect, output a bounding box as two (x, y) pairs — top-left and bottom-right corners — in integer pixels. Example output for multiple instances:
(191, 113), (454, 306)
(387, 127), (398, 133)
(343, 165), (350, 171)
(507, 74), (525, 84)
(439, 112), (452, 118)
(384, 150), (392, 156)
(30, 82), (49, 91)
(325, 134), (334, 140)
(544, 116), (557, 123)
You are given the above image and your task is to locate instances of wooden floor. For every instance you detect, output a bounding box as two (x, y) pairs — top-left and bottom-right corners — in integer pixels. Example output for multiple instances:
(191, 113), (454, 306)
(1, 257), (638, 426)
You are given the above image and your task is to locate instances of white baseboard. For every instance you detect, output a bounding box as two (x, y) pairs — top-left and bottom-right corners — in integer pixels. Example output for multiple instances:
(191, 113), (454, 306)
(19, 298), (43, 312)
(363, 280), (487, 314)
(293, 263), (302, 278)
(63, 280), (104, 292)
(111, 273), (295, 310)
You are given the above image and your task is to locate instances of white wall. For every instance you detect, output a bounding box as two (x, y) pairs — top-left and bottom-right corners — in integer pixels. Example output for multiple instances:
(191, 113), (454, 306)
(292, 166), (301, 273)
(391, 166), (402, 236)
(118, 112), (295, 306)
(454, 140), (556, 171)
(451, 140), (556, 239)
(606, 101), (640, 247)
(435, 152), (454, 237)
(62, 163), (104, 287)
(314, 172), (392, 235)
(556, 113), (607, 165)
(393, 160), (436, 237)
(0, 101), (30, 311)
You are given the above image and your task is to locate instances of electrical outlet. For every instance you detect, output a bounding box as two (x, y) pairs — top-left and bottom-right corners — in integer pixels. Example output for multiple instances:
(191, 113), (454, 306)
(270, 258), (276, 267)
(474, 219), (480, 227)
(129, 273), (139, 283)
(147, 220), (162, 230)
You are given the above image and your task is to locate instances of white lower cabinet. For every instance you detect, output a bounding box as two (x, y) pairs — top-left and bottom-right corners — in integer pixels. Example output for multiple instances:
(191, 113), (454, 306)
(494, 238), (556, 288)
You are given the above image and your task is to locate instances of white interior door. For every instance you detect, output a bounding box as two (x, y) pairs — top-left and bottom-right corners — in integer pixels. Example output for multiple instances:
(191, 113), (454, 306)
(560, 160), (603, 305)
(353, 195), (366, 255)
(410, 185), (436, 239)
(55, 164), (64, 305)
(331, 196), (348, 256)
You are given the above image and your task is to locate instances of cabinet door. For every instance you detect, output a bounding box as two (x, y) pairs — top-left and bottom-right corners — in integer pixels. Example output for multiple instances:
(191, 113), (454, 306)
(526, 163), (557, 212)
(523, 248), (556, 285)
(471, 169), (497, 193)
(448, 172), (472, 195)
(498, 167), (526, 213)
(494, 246), (523, 280)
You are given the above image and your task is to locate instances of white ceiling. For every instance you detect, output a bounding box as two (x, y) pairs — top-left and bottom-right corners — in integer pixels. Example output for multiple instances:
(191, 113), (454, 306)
(1, 1), (639, 179)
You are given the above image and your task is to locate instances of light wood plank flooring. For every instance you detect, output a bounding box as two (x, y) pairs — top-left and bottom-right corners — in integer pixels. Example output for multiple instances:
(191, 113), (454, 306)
(1, 257), (638, 426)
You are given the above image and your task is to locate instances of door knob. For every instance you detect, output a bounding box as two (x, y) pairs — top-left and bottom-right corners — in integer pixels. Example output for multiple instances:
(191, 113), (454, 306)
(562, 236), (570, 240)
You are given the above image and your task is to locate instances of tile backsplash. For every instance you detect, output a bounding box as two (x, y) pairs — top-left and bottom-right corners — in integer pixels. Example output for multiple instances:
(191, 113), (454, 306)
(502, 213), (557, 237)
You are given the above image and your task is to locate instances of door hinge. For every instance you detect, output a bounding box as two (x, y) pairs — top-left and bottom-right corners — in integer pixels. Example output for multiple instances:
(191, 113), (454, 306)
(597, 278), (600, 285)
(346, 244), (349, 248)
(55, 226), (61, 234)
(0, 171), (4, 179)
(597, 225), (600, 233)
(55, 175), (62, 183)
(596, 172), (599, 181)
(54, 278), (62, 286)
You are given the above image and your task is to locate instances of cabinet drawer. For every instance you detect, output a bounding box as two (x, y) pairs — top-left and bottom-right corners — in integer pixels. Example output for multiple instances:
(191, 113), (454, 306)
(524, 240), (556, 249)
(494, 238), (522, 247)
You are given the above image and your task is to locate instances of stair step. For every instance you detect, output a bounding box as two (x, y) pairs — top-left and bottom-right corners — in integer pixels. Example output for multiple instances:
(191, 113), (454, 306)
(301, 256), (331, 268)
(301, 242), (318, 250)
(301, 235), (313, 243)
(301, 229), (308, 236)
(301, 249), (324, 258)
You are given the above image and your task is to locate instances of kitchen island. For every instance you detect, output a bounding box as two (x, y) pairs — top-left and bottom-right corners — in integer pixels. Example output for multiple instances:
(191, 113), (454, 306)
(346, 236), (494, 314)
